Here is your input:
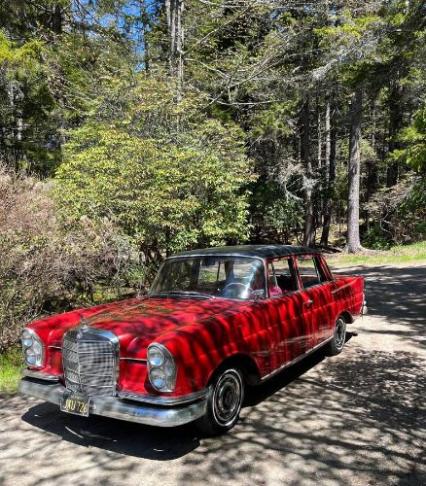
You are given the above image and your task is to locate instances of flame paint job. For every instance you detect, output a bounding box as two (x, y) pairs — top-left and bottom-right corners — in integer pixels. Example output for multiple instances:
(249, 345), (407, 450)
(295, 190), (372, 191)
(26, 250), (365, 399)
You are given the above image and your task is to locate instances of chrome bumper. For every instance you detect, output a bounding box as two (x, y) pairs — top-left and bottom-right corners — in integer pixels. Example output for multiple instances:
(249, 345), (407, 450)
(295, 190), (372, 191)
(362, 299), (368, 315)
(19, 378), (207, 427)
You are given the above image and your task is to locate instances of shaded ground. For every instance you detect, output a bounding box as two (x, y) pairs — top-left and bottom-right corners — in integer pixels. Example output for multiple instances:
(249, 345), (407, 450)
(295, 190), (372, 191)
(0, 265), (425, 486)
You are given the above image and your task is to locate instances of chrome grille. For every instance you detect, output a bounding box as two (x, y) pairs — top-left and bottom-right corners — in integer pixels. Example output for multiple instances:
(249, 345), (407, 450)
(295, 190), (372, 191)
(62, 327), (118, 397)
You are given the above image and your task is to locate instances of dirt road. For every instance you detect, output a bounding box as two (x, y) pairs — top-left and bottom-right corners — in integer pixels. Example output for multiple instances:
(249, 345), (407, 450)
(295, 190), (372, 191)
(1, 265), (425, 486)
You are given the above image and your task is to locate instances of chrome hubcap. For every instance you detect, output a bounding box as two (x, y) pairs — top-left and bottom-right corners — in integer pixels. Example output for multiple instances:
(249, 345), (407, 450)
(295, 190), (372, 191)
(335, 320), (346, 349)
(212, 370), (243, 426)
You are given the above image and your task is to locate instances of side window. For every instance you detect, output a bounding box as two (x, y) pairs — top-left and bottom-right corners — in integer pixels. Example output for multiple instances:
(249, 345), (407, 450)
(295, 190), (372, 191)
(267, 257), (298, 297)
(297, 255), (328, 289)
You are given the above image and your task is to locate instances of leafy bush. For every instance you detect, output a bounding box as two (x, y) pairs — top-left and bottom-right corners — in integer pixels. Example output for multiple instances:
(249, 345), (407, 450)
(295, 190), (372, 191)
(393, 105), (426, 173)
(362, 226), (392, 250)
(251, 181), (304, 243)
(363, 175), (426, 245)
(0, 165), (136, 352)
(55, 118), (254, 258)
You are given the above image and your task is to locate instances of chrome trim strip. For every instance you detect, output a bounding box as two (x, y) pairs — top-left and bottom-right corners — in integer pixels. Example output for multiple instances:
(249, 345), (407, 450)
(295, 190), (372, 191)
(260, 336), (333, 381)
(23, 369), (60, 382)
(120, 357), (147, 363)
(118, 388), (208, 406)
(48, 345), (62, 350)
(64, 351), (114, 356)
(19, 378), (207, 427)
(64, 378), (113, 388)
(166, 253), (266, 262)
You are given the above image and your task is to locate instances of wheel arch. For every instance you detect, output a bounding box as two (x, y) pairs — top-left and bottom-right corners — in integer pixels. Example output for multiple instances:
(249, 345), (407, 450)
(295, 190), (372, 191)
(339, 310), (354, 324)
(207, 353), (261, 387)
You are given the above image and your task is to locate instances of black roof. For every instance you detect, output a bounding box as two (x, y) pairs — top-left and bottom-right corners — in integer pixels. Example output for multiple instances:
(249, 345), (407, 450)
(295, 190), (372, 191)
(172, 244), (320, 259)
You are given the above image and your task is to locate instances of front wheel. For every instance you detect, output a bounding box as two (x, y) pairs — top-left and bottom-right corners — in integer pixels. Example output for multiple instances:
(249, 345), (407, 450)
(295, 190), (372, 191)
(327, 317), (347, 356)
(196, 367), (244, 436)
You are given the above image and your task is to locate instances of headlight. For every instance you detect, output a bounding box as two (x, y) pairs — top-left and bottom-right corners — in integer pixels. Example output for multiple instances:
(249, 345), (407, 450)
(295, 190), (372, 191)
(21, 329), (44, 367)
(21, 330), (33, 347)
(148, 347), (165, 367)
(147, 343), (176, 392)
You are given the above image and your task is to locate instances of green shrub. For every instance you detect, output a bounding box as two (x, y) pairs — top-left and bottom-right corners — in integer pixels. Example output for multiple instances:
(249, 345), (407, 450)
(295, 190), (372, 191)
(0, 165), (138, 352)
(362, 226), (392, 250)
(55, 119), (254, 257)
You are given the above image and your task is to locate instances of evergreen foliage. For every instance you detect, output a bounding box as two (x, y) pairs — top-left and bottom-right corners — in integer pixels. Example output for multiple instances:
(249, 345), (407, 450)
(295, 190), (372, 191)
(0, 0), (425, 347)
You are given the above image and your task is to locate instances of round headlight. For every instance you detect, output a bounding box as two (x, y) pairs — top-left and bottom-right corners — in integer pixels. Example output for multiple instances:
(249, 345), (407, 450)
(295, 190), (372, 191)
(150, 369), (167, 390)
(31, 340), (42, 355)
(164, 360), (175, 377)
(147, 343), (177, 392)
(148, 346), (165, 367)
(21, 330), (33, 348)
(25, 348), (37, 365)
(21, 329), (44, 367)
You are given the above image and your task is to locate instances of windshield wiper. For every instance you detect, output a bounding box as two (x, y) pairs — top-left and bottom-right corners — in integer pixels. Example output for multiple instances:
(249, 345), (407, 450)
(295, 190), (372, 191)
(150, 290), (216, 299)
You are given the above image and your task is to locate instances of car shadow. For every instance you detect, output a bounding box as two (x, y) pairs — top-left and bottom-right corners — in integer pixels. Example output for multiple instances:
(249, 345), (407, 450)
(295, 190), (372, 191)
(21, 403), (199, 460)
(21, 335), (354, 461)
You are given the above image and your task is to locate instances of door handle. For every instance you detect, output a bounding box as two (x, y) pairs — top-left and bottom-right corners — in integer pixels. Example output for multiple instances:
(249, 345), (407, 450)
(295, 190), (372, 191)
(304, 299), (313, 308)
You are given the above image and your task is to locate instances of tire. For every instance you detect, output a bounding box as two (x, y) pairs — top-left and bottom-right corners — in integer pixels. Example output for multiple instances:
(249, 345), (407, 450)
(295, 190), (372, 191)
(327, 317), (347, 356)
(195, 367), (244, 437)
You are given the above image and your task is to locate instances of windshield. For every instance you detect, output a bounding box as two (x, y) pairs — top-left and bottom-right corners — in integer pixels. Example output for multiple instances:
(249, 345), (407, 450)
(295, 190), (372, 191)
(149, 256), (266, 300)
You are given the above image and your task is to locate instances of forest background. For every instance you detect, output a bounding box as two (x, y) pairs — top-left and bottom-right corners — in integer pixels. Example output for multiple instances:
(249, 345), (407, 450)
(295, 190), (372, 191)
(0, 0), (425, 352)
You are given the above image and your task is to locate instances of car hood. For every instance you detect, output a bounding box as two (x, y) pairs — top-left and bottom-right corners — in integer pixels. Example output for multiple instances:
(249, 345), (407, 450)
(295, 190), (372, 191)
(35, 296), (251, 359)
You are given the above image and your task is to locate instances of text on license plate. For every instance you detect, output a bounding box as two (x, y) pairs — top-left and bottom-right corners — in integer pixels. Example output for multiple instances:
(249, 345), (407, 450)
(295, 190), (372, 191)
(60, 393), (90, 417)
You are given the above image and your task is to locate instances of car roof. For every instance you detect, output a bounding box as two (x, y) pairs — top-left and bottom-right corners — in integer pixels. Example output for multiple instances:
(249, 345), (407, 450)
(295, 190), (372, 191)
(171, 244), (320, 259)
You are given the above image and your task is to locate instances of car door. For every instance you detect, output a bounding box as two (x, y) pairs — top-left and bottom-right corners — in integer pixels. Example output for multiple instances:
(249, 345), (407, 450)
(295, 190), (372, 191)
(296, 254), (334, 347)
(264, 256), (311, 368)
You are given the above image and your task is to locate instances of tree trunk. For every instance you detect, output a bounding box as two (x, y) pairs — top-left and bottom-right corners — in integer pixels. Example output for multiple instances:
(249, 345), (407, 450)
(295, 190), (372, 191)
(166, 0), (184, 101)
(301, 97), (315, 247)
(320, 101), (336, 246)
(317, 98), (323, 233)
(52, 4), (63, 34)
(317, 99), (322, 169)
(347, 88), (363, 253)
(386, 80), (404, 187)
(364, 106), (378, 232)
(324, 101), (331, 182)
(138, 0), (150, 72)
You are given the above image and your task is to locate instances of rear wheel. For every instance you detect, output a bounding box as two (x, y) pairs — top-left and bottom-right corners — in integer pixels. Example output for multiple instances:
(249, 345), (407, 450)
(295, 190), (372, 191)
(327, 317), (347, 355)
(196, 367), (244, 436)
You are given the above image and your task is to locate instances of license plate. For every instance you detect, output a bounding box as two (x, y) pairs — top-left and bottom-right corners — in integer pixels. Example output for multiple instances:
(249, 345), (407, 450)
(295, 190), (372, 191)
(60, 391), (90, 417)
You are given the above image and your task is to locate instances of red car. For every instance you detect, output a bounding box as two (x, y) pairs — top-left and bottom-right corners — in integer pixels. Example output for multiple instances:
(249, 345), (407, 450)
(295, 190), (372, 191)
(19, 245), (366, 435)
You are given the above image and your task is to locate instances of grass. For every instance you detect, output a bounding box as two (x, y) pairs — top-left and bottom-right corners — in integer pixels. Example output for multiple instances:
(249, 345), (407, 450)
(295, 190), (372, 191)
(327, 241), (426, 268)
(0, 347), (23, 394)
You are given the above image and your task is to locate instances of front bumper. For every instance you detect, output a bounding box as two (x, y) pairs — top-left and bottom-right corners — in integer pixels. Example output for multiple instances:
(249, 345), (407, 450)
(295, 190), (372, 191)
(19, 377), (207, 427)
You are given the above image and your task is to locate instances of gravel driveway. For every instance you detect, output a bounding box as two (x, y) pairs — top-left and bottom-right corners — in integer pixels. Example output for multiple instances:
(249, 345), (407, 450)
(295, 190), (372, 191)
(1, 265), (425, 486)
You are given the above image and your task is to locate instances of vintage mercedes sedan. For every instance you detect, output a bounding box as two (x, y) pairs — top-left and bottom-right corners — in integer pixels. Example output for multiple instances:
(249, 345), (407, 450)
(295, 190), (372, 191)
(19, 245), (366, 435)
